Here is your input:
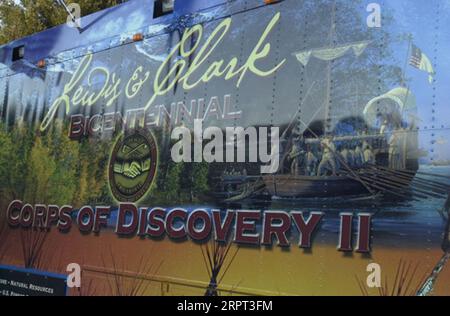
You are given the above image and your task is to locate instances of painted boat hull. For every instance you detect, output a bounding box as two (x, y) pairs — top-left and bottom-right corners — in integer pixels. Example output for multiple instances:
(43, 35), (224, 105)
(262, 171), (416, 199)
(262, 175), (369, 198)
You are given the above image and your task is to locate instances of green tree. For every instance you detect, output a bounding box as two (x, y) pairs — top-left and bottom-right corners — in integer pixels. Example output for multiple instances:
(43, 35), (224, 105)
(76, 137), (112, 205)
(0, 0), (123, 45)
(0, 125), (14, 198)
(191, 162), (210, 200)
(178, 162), (211, 203)
(0, 124), (34, 200)
(24, 137), (56, 204)
(164, 161), (183, 203)
(45, 123), (79, 206)
(75, 163), (89, 207)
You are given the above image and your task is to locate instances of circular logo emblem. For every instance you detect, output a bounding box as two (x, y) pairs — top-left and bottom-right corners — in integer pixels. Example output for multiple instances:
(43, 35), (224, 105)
(108, 129), (158, 202)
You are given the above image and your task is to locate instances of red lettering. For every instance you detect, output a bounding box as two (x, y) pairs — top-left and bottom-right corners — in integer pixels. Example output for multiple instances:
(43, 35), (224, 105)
(234, 211), (260, 245)
(291, 212), (323, 248)
(116, 203), (139, 235)
(146, 208), (166, 237)
(94, 206), (110, 233)
(6, 200), (22, 227)
(212, 210), (235, 242)
(78, 206), (94, 233)
(338, 213), (353, 252)
(33, 204), (46, 228)
(262, 211), (291, 246)
(58, 206), (73, 232)
(47, 205), (60, 229)
(19, 204), (34, 228)
(187, 210), (212, 241)
(166, 209), (187, 239)
(356, 213), (372, 253)
(69, 114), (84, 140)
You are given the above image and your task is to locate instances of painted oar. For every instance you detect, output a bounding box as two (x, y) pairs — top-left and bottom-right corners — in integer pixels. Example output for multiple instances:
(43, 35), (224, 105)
(358, 174), (426, 200)
(386, 166), (450, 181)
(372, 165), (450, 191)
(367, 165), (448, 192)
(341, 171), (415, 200)
(363, 169), (445, 199)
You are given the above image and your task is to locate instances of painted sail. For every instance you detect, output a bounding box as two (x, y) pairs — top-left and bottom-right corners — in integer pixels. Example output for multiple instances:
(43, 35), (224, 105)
(293, 41), (371, 66)
(363, 87), (417, 127)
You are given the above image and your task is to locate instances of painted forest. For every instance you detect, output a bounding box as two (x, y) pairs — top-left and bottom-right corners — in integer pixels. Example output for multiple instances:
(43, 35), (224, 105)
(0, 121), (211, 213)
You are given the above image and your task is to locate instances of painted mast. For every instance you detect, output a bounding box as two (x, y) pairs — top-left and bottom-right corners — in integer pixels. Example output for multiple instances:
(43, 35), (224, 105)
(324, 0), (337, 135)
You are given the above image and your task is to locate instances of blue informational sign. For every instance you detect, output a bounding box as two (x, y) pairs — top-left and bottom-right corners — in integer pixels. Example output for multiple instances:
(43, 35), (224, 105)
(0, 265), (67, 297)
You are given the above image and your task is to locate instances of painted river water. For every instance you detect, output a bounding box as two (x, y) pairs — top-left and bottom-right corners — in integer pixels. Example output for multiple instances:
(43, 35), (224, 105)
(106, 165), (450, 249)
